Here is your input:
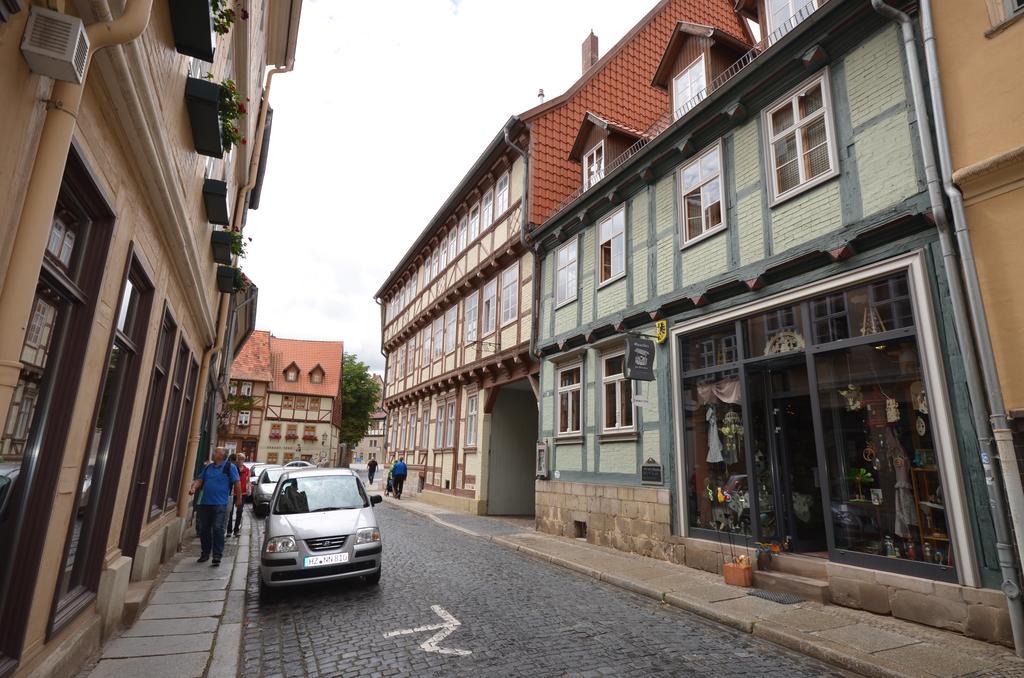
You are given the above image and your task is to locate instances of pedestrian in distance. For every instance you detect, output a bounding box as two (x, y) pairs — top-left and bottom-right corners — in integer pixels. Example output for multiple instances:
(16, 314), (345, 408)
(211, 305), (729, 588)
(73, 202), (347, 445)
(189, 446), (240, 566)
(392, 456), (408, 500)
(367, 457), (378, 486)
(385, 466), (394, 497)
(226, 453), (250, 537)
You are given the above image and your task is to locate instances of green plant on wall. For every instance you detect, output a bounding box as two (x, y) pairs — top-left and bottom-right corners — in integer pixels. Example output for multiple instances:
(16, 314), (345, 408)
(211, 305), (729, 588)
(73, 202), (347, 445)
(228, 230), (250, 258)
(232, 266), (247, 292)
(211, 0), (248, 35)
(218, 79), (247, 151)
(226, 394), (256, 411)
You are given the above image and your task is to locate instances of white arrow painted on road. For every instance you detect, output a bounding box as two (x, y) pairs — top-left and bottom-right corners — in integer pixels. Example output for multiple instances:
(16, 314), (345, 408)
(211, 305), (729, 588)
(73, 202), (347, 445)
(383, 605), (471, 656)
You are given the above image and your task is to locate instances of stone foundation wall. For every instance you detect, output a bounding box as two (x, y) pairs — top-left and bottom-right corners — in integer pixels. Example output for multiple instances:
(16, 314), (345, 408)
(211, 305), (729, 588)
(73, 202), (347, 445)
(535, 479), (1011, 646)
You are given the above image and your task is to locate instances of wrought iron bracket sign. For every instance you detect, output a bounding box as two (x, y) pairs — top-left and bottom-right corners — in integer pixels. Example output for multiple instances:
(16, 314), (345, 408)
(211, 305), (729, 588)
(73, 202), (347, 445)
(624, 335), (656, 381)
(641, 457), (663, 485)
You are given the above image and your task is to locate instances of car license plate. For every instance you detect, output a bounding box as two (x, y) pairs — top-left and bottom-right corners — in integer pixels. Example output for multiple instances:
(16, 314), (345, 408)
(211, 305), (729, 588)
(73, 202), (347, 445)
(304, 553), (349, 568)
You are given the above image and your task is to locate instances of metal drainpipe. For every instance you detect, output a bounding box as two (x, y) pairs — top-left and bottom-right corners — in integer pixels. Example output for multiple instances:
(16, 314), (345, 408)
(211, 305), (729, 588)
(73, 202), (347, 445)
(503, 120), (538, 361)
(919, 0), (1024, 572)
(0, 0), (154, 436)
(871, 0), (1024, 655)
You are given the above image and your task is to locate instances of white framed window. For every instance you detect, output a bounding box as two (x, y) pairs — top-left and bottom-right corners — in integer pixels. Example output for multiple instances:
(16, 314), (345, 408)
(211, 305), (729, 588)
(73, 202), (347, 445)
(399, 414), (408, 451)
(765, 71), (837, 204)
(500, 264), (519, 327)
(445, 401), (456, 448)
(447, 228), (457, 262)
(240, 381), (252, 396)
(555, 237), (578, 306)
(237, 410), (250, 426)
(598, 207), (626, 285)
(408, 335), (417, 372)
(432, 317), (443, 359)
(469, 204), (480, 241)
(421, 326), (431, 365)
(285, 368), (298, 382)
(583, 142), (605, 190)
(407, 413), (417, 449)
(431, 248), (439, 280)
(680, 142), (725, 245)
(458, 216), (468, 252)
(481, 190), (494, 228)
(672, 54), (706, 119)
(465, 395), (478, 446)
(482, 278), (497, 336)
(444, 306), (457, 353)
(229, 382), (237, 396)
(557, 364), (582, 436)
(435, 404), (445, 448)
(464, 291), (479, 342)
(495, 172), (510, 215)
(766, 0), (821, 38)
(420, 406), (429, 448)
(1007, 0), (1024, 16)
(601, 352), (634, 432)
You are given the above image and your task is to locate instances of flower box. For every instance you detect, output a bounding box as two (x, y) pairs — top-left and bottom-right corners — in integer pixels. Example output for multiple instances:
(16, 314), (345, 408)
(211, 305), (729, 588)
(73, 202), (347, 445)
(210, 230), (232, 265)
(723, 562), (753, 587)
(185, 76), (223, 158)
(302, 435), (317, 442)
(285, 434), (298, 440)
(168, 0), (215, 62)
(203, 178), (230, 225)
(215, 265), (236, 293)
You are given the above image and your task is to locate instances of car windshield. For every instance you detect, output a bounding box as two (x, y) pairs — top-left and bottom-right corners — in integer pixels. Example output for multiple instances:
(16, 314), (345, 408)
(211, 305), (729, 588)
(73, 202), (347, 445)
(273, 475), (367, 515)
(261, 468), (285, 484)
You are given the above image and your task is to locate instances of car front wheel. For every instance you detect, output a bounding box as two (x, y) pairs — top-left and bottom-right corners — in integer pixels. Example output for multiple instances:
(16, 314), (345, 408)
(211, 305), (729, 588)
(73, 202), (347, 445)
(364, 568), (381, 586)
(259, 577), (278, 601)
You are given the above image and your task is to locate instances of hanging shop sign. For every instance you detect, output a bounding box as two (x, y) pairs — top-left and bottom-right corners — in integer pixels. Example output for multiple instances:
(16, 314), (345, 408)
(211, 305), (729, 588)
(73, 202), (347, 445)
(535, 440), (549, 480)
(641, 457), (664, 485)
(624, 335), (656, 381)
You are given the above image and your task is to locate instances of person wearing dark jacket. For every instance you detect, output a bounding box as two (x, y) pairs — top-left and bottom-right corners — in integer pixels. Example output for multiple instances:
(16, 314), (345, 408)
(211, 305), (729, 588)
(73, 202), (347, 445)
(367, 457), (379, 486)
(392, 457), (408, 499)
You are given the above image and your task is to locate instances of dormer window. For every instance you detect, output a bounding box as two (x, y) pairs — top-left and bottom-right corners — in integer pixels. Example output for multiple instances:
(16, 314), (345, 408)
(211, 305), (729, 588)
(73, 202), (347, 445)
(766, 0), (822, 40)
(285, 367), (298, 382)
(310, 366), (324, 384)
(583, 142), (605, 190)
(673, 54), (706, 119)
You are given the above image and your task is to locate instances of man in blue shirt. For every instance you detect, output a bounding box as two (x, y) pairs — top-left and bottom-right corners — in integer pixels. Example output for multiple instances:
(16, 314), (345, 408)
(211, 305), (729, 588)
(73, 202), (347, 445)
(392, 457), (408, 500)
(189, 446), (241, 565)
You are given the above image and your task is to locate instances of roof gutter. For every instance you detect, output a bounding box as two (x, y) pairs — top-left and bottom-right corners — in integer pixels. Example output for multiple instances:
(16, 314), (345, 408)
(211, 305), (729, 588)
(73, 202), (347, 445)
(871, 0), (1024, 656)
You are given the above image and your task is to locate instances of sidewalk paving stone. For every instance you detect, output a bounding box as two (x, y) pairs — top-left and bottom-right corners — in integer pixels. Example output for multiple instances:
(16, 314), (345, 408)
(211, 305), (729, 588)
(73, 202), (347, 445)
(87, 652), (209, 678)
(101, 632), (214, 658)
(157, 578), (230, 593)
(139, 600), (225, 620)
(121, 617), (220, 638)
(816, 623), (922, 653)
(149, 589), (227, 605)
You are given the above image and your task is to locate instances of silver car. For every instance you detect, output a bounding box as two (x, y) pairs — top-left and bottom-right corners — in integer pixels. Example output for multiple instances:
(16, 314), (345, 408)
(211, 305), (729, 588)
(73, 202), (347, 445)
(252, 465), (284, 510)
(258, 468), (382, 598)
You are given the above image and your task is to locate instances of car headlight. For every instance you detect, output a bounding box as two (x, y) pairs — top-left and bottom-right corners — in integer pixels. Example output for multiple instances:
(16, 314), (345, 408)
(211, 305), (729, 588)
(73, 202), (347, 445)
(355, 527), (381, 545)
(265, 536), (297, 553)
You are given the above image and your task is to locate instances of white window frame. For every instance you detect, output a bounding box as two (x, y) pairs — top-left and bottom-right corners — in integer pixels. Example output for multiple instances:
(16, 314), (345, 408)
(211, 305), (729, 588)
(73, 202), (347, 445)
(445, 231), (455, 268)
(482, 278), (497, 336)
(407, 413), (417, 449)
(432, 317), (443, 359)
(421, 326), (431, 365)
(601, 350), (635, 433)
(555, 236), (579, 307)
(679, 142), (726, 247)
(464, 290), (479, 342)
(766, 0), (822, 38)
(582, 141), (605, 190)
(495, 172), (510, 215)
(672, 54), (706, 120)
(469, 204), (480, 241)
(763, 70), (838, 206)
(434, 404), (445, 449)
(500, 263), (519, 327)
(240, 381), (252, 396)
(420, 406), (429, 448)
(431, 248), (439, 280)
(458, 216), (468, 252)
(481, 190), (494, 228)
(465, 395), (478, 446)
(444, 306), (457, 354)
(556, 363), (583, 437)
(598, 206), (626, 286)
(445, 401), (456, 448)
(237, 410), (250, 426)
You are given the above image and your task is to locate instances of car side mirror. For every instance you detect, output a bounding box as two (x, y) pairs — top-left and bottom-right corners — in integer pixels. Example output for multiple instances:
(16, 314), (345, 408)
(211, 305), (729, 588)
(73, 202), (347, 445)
(254, 502), (269, 517)
(370, 495), (383, 506)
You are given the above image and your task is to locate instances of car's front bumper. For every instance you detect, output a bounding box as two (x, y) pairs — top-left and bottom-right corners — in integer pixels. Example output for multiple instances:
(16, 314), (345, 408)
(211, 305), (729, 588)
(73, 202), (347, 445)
(259, 540), (381, 587)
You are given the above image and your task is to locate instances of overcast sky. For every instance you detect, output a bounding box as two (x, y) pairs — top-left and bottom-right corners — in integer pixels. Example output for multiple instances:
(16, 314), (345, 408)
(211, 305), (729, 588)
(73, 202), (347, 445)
(245, 0), (648, 374)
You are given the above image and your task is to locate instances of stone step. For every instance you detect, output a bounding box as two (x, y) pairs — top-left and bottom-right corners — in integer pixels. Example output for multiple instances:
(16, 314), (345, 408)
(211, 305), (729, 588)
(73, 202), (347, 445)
(752, 570), (830, 604)
(121, 581), (155, 627)
(764, 553), (828, 580)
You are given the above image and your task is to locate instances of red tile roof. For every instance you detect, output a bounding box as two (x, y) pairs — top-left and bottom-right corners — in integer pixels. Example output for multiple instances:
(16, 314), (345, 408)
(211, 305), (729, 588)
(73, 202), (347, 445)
(268, 336), (344, 397)
(231, 329), (273, 382)
(520, 0), (750, 225)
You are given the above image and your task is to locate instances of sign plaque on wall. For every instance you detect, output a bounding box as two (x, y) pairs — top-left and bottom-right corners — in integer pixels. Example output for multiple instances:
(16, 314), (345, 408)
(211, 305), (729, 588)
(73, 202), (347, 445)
(641, 457), (663, 485)
(535, 441), (549, 480)
(624, 335), (656, 381)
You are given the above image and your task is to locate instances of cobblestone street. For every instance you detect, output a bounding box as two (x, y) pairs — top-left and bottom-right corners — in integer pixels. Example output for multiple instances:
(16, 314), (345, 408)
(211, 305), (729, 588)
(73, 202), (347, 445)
(241, 505), (841, 677)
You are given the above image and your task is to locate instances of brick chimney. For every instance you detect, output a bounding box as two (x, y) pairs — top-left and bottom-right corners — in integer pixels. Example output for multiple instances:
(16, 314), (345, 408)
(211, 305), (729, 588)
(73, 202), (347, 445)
(582, 30), (599, 74)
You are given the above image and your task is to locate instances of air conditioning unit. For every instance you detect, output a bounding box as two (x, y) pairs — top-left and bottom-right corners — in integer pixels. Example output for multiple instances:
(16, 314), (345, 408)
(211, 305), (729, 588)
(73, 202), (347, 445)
(21, 5), (89, 84)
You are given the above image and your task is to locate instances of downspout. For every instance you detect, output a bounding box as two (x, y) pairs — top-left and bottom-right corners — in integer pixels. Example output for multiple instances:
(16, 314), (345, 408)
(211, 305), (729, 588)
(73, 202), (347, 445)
(919, 0), (1024, 573)
(0, 0), (154, 428)
(871, 0), (1024, 656)
(503, 120), (538, 361)
(177, 57), (296, 514)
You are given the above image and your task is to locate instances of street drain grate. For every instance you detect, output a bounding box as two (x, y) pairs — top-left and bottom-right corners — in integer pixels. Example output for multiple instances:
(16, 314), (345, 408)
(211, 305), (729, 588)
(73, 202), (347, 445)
(747, 590), (804, 604)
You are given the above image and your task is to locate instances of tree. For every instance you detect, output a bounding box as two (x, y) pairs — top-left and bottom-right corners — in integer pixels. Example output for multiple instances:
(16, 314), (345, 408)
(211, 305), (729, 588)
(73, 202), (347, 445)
(338, 353), (381, 466)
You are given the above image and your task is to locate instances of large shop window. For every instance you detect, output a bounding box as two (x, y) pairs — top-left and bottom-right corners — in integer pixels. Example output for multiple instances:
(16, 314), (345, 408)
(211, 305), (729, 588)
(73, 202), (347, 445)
(677, 272), (954, 578)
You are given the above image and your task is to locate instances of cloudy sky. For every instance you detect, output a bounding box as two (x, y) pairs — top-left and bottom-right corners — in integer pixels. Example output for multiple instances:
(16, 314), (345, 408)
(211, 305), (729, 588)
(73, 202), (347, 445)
(245, 0), (649, 373)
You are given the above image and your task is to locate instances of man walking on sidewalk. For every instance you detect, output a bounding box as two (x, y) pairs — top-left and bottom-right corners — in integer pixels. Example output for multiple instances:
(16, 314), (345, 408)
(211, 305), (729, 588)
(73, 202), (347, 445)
(367, 457), (378, 486)
(226, 453), (250, 537)
(392, 457), (408, 500)
(189, 446), (240, 566)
